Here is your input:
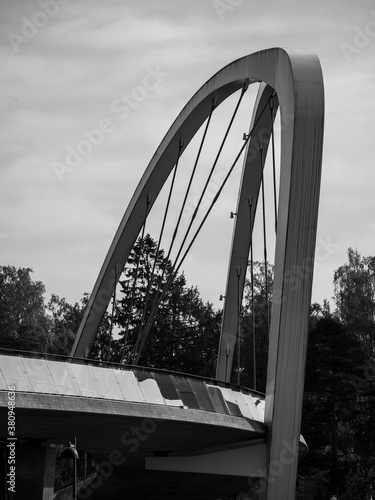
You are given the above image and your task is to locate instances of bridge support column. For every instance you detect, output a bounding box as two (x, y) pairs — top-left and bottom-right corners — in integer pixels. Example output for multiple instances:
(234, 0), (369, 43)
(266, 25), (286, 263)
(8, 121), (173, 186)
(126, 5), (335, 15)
(12, 441), (56, 500)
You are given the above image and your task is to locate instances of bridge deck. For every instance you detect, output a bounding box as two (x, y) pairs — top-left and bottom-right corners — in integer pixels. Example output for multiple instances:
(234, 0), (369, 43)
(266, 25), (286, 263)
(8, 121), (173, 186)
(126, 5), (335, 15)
(0, 351), (269, 499)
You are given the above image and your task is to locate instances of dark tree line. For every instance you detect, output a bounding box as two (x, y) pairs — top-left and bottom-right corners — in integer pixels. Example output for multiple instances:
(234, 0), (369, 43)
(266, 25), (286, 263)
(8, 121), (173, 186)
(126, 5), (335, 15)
(0, 266), (82, 355)
(1, 245), (375, 499)
(297, 248), (375, 499)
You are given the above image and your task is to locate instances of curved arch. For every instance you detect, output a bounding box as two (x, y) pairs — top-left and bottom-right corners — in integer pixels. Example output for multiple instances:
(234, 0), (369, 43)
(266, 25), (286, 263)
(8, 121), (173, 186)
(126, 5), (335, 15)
(216, 82), (279, 382)
(70, 47), (324, 499)
(71, 47), (323, 360)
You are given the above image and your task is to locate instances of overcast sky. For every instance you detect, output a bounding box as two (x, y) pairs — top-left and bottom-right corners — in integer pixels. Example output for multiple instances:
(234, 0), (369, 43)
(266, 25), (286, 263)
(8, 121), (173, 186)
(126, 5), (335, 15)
(1, 0), (374, 312)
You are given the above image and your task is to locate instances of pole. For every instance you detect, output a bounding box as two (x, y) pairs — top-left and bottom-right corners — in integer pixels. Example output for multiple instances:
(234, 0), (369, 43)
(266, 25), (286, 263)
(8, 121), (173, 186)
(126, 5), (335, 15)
(73, 437), (77, 500)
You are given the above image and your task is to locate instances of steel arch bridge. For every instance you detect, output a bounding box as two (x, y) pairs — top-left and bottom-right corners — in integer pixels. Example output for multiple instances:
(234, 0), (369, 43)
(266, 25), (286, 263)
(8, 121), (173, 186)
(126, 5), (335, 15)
(0, 47), (323, 500)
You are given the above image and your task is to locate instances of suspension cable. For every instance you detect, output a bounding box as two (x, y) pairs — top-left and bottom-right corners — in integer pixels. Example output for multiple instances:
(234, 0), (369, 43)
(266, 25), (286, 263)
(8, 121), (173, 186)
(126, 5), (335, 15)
(175, 89), (275, 282)
(150, 99), (216, 319)
(175, 133), (251, 275)
(106, 267), (118, 362)
(248, 195), (257, 391)
(131, 132), (253, 364)
(120, 196), (151, 363)
(260, 142), (270, 334)
(237, 265), (241, 386)
(166, 99), (216, 263)
(129, 87), (247, 364)
(172, 82), (249, 272)
(132, 87), (275, 364)
(140, 102), (217, 348)
(134, 139), (185, 355)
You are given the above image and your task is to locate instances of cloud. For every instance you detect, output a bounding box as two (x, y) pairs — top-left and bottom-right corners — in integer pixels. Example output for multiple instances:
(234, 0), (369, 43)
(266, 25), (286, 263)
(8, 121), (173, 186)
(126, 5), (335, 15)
(1, 0), (374, 315)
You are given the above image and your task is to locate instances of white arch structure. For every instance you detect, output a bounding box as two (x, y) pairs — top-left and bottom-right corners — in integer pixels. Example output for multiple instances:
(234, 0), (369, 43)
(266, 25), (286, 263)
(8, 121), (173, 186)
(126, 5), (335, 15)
(71, 47), (324, 499)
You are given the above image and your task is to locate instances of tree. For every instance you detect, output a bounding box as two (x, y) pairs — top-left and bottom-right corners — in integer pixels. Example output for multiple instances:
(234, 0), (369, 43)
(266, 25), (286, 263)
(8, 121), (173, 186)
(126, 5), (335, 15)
(331, 248), (375, 497)
(298, 314), (369, 498)
(47, 294), (84, 356)
(0, 266), (52, 351)
(0, 265), (83, 355)
(107, 234), (221, 376)
(240, 261), (273, 392)
(334, 247), (375, 359)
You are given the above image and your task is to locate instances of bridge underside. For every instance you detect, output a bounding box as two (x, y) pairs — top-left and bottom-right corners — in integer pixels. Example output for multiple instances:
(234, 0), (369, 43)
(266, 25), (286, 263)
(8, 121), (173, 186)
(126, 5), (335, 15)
(0, 391), (269, 499)
(78, 470), (253, 499)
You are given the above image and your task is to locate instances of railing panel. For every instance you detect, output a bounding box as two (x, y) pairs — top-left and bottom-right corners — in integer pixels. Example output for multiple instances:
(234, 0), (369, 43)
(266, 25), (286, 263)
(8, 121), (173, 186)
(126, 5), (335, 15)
(254, 396), (265, 417)
(0, 359), (8, 390)
(220, 388), (243, 417)
(172, 376), (200, 410)
(113, 369), (145, 402)
(231, 391), (257, 419)
(0, 355), (33, 392)
(135, 371), (165, 405)
(189, 379), (216, 412)
(153, 373), (184, 407)
(91, 365), (124, 400)
(241, 394), (262, 420)
(46, 360), (81, 396)
(21, 358), (57, 394)
(0, 371), (6, 390)
(68, 363), (101, 398)
(206, 385), (230, 415)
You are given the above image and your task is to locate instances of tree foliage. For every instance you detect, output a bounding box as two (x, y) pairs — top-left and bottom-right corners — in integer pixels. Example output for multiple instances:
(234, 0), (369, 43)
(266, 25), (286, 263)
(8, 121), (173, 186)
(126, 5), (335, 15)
(299, 316), (366, 497)
(0, 266), (83, 354)
(90, 234), (221, 378)
(334, 247), (375, 358)
(3, 245), (375, 498)
(297, 248), (375, 499)
(0, 266), (51, 351)
(240, 261), (273, 392)
(47, 294), (84, 355)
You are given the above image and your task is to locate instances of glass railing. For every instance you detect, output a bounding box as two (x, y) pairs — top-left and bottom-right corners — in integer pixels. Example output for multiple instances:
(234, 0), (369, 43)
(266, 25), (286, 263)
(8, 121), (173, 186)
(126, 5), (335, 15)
(0, 348), (265, 421)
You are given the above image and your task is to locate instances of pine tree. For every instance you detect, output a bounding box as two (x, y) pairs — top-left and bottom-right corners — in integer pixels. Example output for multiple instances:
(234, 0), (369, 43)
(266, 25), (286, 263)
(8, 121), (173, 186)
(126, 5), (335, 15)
(111, 234), (220, 376)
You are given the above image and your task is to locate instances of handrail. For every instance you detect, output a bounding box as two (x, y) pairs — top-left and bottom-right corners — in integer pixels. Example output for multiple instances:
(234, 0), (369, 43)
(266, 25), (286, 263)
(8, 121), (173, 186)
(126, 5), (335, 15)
(0, 347), (265, 398)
